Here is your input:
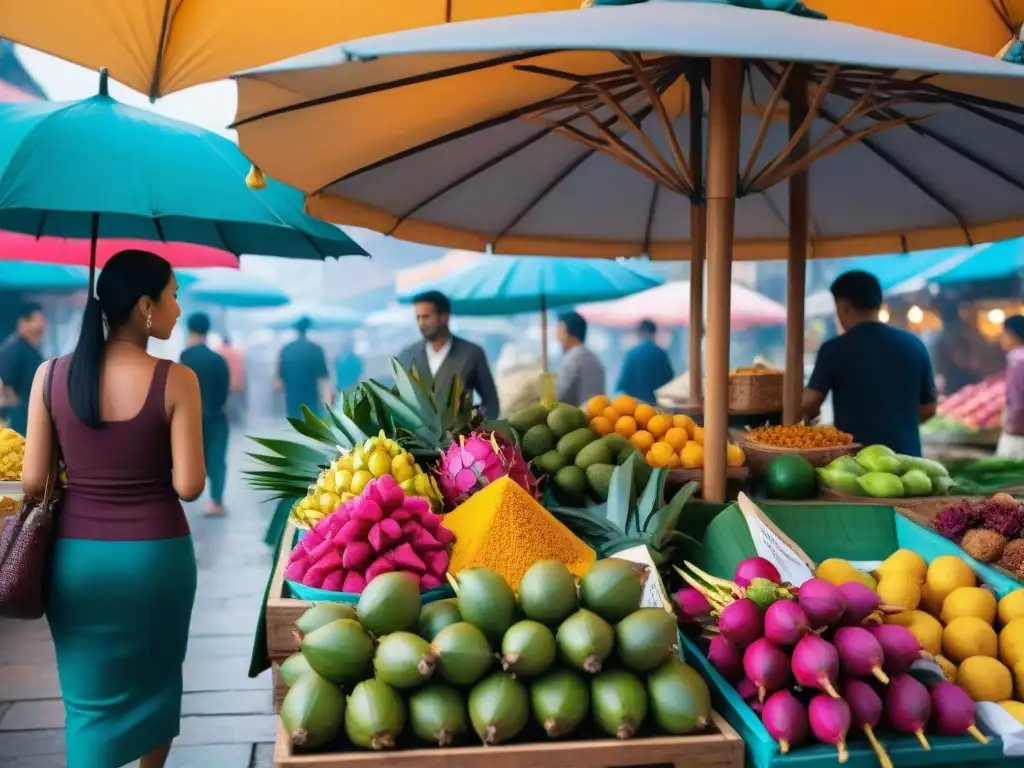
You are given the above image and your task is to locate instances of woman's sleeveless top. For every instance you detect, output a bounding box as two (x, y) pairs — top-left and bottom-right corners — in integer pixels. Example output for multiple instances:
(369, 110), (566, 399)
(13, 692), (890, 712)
(50, 356), (189, 541)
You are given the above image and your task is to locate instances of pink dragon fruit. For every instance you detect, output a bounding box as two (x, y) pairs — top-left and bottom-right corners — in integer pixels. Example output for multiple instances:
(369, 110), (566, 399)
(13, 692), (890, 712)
(436, 431), (539, 507)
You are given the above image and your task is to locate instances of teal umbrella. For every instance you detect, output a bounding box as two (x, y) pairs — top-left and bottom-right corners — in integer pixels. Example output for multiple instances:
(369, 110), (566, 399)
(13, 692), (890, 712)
(0, 69), (366, 289)
(0, 261), (202, 293)
(265, 303), (363, 330)
(933, 240), (1024, 285)
(182, 270), (289, 308)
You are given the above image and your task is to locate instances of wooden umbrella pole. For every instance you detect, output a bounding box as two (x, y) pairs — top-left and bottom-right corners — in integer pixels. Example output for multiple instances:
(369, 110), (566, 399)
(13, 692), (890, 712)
(687, 64), (706, 406)
(784, 67), (809, 425)
(703, 58), (743, 503)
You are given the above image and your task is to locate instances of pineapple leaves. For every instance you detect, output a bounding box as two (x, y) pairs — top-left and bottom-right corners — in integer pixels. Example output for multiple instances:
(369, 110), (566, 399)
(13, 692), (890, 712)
(606, 455), (636, 534)
(249, 437), (330, 468)
(327, 406), (370, 446)
(637, 467), (668, 533)
(651, 480), (699, 548)
(244, 452), (295, 469)
(286, 408), (340, 447)
(392, 359), (441, 434)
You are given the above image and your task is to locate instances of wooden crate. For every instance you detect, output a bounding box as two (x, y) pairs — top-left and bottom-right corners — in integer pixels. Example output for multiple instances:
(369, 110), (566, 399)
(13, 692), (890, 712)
(273, 712), (744, 768)
(268, 523), (313, 711)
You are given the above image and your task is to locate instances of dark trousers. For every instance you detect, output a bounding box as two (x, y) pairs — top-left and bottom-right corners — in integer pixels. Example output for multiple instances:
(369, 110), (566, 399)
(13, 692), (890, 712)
(203, 413), (229, 504)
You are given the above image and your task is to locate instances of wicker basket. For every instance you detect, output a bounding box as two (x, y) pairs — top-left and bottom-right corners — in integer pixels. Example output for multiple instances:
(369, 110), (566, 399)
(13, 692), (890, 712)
(728, 372), (783, 413)
(740, 439), (859, 475)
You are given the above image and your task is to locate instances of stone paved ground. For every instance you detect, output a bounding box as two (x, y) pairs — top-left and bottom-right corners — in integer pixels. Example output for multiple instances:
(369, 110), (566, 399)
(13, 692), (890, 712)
(0, 422), (284, 767)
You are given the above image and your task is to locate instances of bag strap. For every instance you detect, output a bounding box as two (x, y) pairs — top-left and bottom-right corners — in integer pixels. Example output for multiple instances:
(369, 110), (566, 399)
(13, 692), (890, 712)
(39, 360), (61, 506)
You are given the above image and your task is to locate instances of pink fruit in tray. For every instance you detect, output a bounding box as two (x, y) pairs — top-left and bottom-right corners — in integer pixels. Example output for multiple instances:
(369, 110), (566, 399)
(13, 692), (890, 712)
(761, 690), (808, 754)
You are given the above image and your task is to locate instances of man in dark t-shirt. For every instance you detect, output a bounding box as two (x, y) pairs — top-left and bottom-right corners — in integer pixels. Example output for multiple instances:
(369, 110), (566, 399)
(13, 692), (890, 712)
(180, 312), (231, 516)
(276, 317), (331, 419)
(0, 302), (45, 435)
(802, 271), (937, 456)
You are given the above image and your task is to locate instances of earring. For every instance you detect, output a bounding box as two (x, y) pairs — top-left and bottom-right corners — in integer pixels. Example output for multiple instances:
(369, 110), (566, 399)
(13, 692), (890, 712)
(145, 312), (153, 334)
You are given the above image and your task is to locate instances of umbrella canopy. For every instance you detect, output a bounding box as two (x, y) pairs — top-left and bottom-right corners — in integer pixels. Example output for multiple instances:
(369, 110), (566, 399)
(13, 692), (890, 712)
(395, 249), (480, 294)
(0, 231), (239, 269)
(0, 261), (202, 293)
(264, 303), (363, 330)
(578, 280), (785, 331)
(182, 270), (289, 308)
(2, 1), (1021, 98)
(234, 2), (1024, 261)
(397, 255), (663, 315)
(932, 239), (1024, 284)
(0, 70), (365, 278)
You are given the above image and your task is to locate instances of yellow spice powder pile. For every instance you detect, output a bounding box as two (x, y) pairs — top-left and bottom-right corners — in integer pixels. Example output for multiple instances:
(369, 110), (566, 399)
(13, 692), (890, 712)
(441, 476), (596, 590)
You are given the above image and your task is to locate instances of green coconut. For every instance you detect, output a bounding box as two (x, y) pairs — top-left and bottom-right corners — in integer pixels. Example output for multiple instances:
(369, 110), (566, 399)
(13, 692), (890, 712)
(280, 671), (345, 750)
(294, 602), (358, 643)
(344, 678), (406, 751)
(580, 559), (646, 623)
(279, 653), (314, 688)
(468, 672), (530, 746)
(418, 599), (462, 641)
(373, 631), (436, 689)
(409, 684), (469, 746)
(455, 567), (517, 642)
(615, 608), (678, 673)
(517, 560), (578, 625)
(429, 622), (495, 686)
(592, 669), (648, 740)
(530, 668), (590, 738)
(556, 609), (614, 674)
(357, 572), (422, 637)
(647, 658), (712, 735)
(501, 620), (556, 677)
(301, 618), (374, 685)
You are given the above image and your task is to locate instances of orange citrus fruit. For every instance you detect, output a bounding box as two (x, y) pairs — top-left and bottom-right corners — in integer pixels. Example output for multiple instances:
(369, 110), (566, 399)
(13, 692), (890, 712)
(673, 414), (696, 434)
(664, 427), (688, 452)
(680, 441), (705, 469)
(691, 425), (705, 445)
(591, 416), (614, 436)
(667, 453), (682, 469)
(586, 394), (611, 418)
(726, 443), (746, 467)
(603, 406), (620, 422)
(630, 430), (655, 453)
(634, 403), (657, 428)
(614, 415), (638, 438)
(648, 441), (676, 468)
(612, 395), (638, 417)
(647, 413), (672, 438)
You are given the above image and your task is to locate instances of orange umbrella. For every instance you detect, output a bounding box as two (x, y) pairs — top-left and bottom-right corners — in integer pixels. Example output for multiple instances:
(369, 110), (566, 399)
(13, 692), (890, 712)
(0, 0), (1020, 99)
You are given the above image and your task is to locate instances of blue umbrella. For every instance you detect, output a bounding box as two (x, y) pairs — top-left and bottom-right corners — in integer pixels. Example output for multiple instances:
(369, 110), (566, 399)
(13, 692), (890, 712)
(182, 271), (290, 309)
(0, 69), (366, 291)
(933, 240), (1024, 285)
(396, 255), (663, 315)
(265, 304), (363, 330)
(0, 261), (202, 293)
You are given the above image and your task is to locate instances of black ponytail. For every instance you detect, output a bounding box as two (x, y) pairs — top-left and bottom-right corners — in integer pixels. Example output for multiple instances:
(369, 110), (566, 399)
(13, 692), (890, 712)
(68, 249), (174, 428)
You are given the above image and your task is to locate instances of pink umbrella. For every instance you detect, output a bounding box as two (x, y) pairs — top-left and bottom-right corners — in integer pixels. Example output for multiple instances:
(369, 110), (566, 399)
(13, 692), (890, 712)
(0, 231), (238, 269)
(578, 280), (785, 331)
(0, 81), (37, 103)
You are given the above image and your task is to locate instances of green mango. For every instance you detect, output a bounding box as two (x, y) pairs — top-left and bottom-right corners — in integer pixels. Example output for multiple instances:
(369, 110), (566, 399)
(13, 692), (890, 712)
(895, 454), (949, 480)
(818, 467), (862, 495)
(900, 469), (933, 497)
(823, 456), (865, 477)
(855, 445), (902, 474)
(856, 471), (905, 499)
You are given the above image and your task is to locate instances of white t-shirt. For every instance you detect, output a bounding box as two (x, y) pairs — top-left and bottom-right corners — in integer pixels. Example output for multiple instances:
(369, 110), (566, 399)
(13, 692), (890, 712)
(426, 338), (453, 377)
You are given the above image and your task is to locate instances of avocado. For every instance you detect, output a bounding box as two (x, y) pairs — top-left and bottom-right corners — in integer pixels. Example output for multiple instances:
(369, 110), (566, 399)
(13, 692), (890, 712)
(765, 455), (817, 499)
(553, 465), (587, 504)
(547, 404), (588, 438)
(575, 440), (614, 471)
(506, 403), (549, 433)
(557, 428), (599, 460)
(522, 424), (556, 459)
(586, 464), (616, 502)
(534, 450), (568, 475)
(602, 433), (630, 458)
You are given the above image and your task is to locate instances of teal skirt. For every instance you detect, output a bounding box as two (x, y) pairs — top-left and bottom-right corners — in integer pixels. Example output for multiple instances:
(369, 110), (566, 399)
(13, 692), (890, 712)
(47, 536), (197, 768)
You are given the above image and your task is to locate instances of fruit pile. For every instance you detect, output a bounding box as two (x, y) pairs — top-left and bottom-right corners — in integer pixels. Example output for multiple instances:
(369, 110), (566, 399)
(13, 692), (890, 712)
(746, 423), (853, 449)
(278, 559), (713, 753)
(0, 427), (24, 480)
(817, 445), (954, 499)
(676, 556), (993, 763)
(291, 432), (442, 528)
(285, 475), (453, 593)
(933, 373), (1006, 432)
(933, 494), (1024, 573)
(586, 395), (745, 470)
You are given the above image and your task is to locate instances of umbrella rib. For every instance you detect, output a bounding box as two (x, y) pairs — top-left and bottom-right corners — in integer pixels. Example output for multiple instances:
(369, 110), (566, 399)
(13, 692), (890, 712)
(149, 0), (174, 101)
(231, 50), (548, 129)
(641, 181), (660, 256)
(816, 107), (973, 245)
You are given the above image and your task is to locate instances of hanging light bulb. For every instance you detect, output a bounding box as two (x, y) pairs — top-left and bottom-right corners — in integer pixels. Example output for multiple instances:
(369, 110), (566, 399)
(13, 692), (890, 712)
(907, 305), (924, 324)
(989, 308), (1006, 324)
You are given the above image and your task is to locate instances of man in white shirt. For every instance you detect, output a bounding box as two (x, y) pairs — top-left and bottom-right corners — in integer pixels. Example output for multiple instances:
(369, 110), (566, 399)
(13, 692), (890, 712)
(556, 311), (606, 406)
(398, 291), (500, 418)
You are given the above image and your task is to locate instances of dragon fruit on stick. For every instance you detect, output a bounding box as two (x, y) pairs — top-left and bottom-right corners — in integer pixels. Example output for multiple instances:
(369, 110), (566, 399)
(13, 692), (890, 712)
(436, 431), (539, 507)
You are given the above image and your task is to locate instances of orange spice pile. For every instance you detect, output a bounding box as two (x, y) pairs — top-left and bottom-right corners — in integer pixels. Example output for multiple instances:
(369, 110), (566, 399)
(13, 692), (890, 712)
(746, 423), (853, 449)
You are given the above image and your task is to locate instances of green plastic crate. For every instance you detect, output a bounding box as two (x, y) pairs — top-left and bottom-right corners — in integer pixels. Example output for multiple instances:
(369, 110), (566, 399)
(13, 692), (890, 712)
(677, 501), (1020, 768)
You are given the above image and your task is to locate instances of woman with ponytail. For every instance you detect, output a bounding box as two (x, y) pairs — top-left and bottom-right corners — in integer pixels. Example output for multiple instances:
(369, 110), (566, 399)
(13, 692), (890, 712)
(21, 250), (205, 768)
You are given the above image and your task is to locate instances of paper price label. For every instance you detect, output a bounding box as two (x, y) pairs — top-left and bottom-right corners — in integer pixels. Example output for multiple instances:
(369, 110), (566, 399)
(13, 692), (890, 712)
(743, 512), (815, 586)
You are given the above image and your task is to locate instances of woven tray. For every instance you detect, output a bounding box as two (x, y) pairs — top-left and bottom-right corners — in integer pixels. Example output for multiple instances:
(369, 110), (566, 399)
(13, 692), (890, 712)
(818, 487), (973, 516)
(740, 439), (859, 475)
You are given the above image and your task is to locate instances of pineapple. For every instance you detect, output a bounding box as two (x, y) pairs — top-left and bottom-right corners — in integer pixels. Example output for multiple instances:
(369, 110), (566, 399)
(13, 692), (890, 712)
(246, 358), (474, 521)
(549, 455), (700, 568)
